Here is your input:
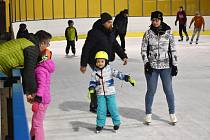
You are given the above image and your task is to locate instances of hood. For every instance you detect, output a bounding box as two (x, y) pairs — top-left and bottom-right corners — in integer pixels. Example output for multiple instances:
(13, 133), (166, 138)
(92, 19), (102, 29)
(150, 22), (171, 35)
(36, 59), (55, 73)
(92, 19), (112, 35)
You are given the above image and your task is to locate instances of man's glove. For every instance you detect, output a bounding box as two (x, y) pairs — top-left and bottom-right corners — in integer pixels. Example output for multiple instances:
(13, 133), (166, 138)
(32, 102), (39, 112)
(145, 62), (153, 74)
(171, 65), (178, 76)
(88, 86), (96, 99)
(125, 75), (136, 86)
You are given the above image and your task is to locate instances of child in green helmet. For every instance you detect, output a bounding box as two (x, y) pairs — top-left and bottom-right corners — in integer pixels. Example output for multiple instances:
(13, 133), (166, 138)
(88, 51), (136, 133)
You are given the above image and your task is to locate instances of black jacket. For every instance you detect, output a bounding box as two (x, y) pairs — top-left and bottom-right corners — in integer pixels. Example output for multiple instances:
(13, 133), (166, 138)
(22, 45), (41, 95)
(113, 12), (128, 35)
(81, 19), (127, 67)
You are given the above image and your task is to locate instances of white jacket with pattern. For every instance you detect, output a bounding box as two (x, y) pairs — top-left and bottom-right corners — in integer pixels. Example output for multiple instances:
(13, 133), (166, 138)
(141, 24), (178, 69)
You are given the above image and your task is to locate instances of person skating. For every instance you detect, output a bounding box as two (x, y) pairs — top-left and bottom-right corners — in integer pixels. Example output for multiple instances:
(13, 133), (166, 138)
(88, 51), (136, 133)
(113, 9), (128, 51)
(175, 6), (189, 41)
(141, 11), (178, 125)
(16, 23), (29, 39)
(80, 12), (128, 113)
(189, 12), (205, 44)
(65, 20), (78, 55)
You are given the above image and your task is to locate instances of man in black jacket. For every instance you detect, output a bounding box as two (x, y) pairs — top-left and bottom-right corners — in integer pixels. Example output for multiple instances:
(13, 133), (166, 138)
(80, 12), (128, 113)
(113, 9), (128, 51)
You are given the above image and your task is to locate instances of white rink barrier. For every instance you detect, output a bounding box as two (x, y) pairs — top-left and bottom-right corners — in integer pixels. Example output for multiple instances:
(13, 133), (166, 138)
(12, 16), (210, 38)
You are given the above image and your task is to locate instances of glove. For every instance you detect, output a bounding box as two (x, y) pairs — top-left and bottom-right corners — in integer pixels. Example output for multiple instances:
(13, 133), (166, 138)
(144, 62), (153, 74)
(124, 75), (136, 86)
(171, 65), (178, 76)
(32, 102), (39, 112)
(88, 86), (95, 99)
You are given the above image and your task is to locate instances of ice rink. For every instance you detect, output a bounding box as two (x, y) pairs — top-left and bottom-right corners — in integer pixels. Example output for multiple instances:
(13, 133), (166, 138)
(25, 36), (210, 140)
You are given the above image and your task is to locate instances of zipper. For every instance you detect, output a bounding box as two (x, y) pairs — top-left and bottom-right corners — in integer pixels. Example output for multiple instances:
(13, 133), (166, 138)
(101, 69), (106, 96)
(157, 32), (160, 67)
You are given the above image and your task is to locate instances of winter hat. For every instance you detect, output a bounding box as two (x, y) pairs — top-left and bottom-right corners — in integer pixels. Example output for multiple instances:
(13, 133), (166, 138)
(100, 12), (112, 24)
(68, 20), (74, 25)
(123, 9), (128, 14)
(151, 11), (163, 21)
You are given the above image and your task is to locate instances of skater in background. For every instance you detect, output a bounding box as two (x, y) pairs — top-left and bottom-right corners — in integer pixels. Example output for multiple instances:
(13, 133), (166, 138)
(175, 6), (189, 41)
(16, 23), (29, 39)
(65, 20), (78, 55)
(30, 49), (55, 140)
(141, 11), (178, 125)
(88, 51), (136, 133)
(80, 12), (128, 113)
(113, 9), (128, 51)
(189, 12), (205, 44)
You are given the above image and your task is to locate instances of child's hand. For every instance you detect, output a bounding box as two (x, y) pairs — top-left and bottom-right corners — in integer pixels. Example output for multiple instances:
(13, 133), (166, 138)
(26, 94), (34, 104)
(128, 76), (136, 86)
(88, 87), (95, 99)
(32, 102), (39, 112)
(125, 75), (136, 86)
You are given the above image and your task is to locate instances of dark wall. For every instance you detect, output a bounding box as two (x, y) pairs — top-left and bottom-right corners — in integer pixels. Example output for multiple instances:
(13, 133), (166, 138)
(0, 1), (6, 34)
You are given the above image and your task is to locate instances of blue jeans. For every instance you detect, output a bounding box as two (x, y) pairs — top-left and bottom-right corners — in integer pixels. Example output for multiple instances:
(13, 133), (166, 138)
(145, 68), (175, 114)
(97, 94), (121, 127)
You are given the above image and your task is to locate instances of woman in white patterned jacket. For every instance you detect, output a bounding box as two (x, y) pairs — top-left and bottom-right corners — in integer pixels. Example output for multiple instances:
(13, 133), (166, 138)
(141, 11), (178, 125)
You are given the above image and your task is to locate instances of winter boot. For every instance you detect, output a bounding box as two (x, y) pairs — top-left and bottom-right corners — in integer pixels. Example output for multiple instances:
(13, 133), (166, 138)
(144, 114), (152, 125)
(169, 114), (177, 125)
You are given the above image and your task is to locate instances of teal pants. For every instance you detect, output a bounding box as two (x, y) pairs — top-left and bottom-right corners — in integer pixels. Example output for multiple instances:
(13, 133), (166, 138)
(96, 94), (121, 127)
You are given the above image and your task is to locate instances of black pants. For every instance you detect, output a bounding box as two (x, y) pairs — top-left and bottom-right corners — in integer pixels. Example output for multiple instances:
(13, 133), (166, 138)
(65, 40), (75, 55)
(179, 24), (188, 39)
(115, 31), (126, 51)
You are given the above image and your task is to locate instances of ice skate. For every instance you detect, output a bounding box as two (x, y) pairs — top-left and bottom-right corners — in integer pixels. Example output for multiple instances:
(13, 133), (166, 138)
(144, 114), (152, 125)
(96, 126), (103, 133)
(169, 114), (177, 126)
(186, 36), (189, 41)
(113, 125), (120, 133)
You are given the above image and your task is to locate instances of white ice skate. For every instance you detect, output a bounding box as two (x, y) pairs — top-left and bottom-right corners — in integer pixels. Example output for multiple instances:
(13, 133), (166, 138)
(169, 114), (177, 125)
(144, 114), (152, 125)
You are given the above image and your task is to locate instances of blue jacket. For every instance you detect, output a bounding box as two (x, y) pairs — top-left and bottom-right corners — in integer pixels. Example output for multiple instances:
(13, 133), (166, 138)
(89, 65), (126, 96)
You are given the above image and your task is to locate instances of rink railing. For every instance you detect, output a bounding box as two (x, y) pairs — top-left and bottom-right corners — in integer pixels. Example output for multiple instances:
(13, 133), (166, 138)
(0, 69), (30, 140)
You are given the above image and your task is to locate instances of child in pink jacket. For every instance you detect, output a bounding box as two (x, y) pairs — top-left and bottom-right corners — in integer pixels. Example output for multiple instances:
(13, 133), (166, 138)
(30, 51), (55, 140)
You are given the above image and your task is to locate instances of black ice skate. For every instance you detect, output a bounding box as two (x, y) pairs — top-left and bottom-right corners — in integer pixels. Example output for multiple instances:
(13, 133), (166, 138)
(96, 126), (103, 133)
(113, 125), (120, 133)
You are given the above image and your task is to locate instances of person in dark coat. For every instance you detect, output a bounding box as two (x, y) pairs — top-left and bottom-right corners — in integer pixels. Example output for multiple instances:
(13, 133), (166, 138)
(0, 30), (52, 103)
(80, 12), (128, 113)
(113, 9), (128, 51)
(175, 6), (189, 41)
(16, 23), (29, 39)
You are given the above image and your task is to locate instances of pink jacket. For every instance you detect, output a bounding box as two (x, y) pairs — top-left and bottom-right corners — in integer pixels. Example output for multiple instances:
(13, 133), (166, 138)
(35, 59), (55, 104)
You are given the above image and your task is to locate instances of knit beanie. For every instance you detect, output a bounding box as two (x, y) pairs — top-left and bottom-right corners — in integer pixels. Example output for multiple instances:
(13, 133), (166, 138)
(100, 12), (112, 24)
(151, 11), (163, 21)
